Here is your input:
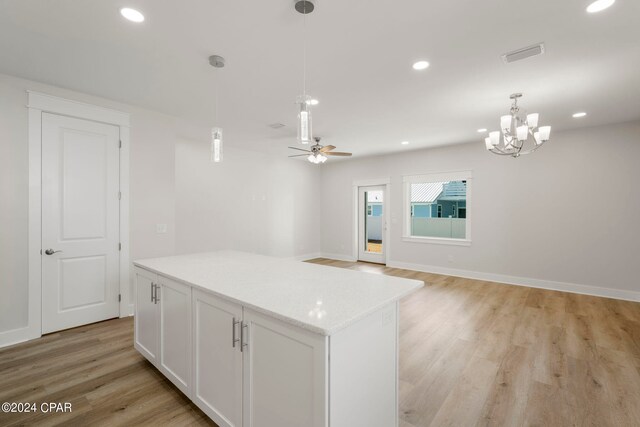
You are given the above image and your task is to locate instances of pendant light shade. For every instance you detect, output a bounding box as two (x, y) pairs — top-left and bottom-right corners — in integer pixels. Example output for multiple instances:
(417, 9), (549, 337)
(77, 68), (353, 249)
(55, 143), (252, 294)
(297, 95), (312, 144)
(211, 127), (223, 163)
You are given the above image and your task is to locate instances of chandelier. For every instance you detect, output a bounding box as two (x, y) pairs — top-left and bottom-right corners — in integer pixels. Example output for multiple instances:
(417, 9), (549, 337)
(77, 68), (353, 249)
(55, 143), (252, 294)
(484, 93), (551, 157)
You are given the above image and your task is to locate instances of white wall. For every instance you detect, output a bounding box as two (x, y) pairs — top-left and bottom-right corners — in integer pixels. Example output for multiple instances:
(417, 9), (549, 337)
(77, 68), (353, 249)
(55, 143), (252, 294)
(320, 121), (640, 300)
(175, 140), (321, 258)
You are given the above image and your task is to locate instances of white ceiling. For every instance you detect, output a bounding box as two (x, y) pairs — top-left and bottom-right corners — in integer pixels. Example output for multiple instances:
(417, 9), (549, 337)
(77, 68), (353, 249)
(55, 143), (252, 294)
(1, 0), (639, 158)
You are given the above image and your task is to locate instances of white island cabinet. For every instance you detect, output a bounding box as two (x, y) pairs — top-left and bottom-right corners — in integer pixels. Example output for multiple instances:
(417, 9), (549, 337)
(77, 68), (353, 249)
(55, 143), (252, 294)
(133, 251), (422, 427)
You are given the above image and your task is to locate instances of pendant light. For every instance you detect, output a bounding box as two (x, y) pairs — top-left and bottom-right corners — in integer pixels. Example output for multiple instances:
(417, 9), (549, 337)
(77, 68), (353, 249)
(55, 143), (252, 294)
(295, 0), (315, 144)
(209, 55), (225, 162)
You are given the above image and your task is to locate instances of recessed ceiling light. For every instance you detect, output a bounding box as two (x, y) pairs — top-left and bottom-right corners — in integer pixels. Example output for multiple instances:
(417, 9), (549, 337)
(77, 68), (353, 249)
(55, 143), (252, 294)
(401, 141), (410, 145)
(572, 112), (587, 118)
(120, 7), (145, 23)
(586, 0), (615, 13)
(412, 61), (430, 71)
(477, 128), (487, 133)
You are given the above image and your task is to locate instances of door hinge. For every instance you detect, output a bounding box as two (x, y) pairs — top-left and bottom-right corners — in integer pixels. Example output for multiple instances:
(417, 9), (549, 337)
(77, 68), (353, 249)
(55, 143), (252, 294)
(119, 140), (122, 148)
(118, 243), (122, 251)
(118, 294), (121, 302)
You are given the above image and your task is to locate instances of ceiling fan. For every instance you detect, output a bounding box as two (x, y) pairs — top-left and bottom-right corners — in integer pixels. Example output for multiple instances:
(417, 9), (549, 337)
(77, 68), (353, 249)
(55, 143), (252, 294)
(289, 137), (352, 164)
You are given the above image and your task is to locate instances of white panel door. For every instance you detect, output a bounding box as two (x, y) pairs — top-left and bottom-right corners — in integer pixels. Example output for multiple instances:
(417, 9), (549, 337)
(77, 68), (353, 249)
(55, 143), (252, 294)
(192, 290), (243, 427)
(134, 267), (159, 365)
(41, 113), (120, 334)
(159, 276), (192, 396)
(358, 185), (386, 264)
(242, 309), (328, 427)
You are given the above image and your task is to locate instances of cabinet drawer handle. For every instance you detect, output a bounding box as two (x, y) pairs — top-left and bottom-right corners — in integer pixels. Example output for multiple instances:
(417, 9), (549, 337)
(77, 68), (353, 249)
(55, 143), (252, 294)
(240, 321), (248, 352)
(232, 318), (240, 348)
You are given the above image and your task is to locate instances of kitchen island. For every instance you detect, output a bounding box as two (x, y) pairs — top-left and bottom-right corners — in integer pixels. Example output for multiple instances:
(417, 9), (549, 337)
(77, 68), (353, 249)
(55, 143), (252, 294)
(133, 251), (422, 427)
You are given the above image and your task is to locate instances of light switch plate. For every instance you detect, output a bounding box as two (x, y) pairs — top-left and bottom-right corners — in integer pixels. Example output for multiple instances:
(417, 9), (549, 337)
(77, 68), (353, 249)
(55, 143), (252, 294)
(156, 224), (167, 234)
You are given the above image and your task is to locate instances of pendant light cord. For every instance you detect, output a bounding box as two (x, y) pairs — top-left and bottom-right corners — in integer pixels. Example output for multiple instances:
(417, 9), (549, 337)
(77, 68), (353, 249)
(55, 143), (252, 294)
(215, 69), (219, 123)
(303, 2), (307, 96)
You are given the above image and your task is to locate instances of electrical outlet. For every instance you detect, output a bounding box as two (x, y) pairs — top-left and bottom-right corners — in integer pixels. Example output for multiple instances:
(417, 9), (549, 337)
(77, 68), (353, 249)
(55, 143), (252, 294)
(448, 254), (454, 263)
(156, 224), (167, 234)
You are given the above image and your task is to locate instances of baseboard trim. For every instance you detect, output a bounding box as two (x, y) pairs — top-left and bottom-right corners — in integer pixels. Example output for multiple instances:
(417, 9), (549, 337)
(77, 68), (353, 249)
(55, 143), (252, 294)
(386, 260), (640, 302)
(0, 325), (41, 349)
(287, 252), (323, 262)
(318, 252), (358, 263)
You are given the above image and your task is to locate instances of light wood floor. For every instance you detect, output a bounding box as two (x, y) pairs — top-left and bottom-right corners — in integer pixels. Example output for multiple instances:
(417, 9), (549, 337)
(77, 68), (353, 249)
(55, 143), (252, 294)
(0, 318), (215, 427)
(1, 259), (639, 426)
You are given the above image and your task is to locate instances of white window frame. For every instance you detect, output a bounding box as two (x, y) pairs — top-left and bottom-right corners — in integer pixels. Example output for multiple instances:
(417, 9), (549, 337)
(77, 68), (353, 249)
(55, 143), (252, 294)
(403, 170), (472, 246)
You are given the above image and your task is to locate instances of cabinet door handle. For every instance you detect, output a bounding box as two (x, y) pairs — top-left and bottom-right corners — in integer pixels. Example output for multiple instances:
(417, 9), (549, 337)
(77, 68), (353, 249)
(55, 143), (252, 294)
(150, 283), (154, 303)
(232, 317), (240, 348)
(240, 321), (248, 352)
(154, 284), (160, 304)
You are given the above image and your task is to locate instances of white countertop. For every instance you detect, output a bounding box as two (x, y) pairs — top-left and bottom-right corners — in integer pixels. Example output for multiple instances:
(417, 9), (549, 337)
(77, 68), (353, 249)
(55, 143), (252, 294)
(133, 251), (423, 335)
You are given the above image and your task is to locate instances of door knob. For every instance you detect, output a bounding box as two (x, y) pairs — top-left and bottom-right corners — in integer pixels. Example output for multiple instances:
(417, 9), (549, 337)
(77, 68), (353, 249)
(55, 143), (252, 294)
(44, 249), (62, 255)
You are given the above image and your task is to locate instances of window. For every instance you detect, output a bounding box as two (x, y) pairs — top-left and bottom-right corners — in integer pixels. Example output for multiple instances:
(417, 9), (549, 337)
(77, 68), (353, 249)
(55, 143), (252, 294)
(403, 171), (471, 245)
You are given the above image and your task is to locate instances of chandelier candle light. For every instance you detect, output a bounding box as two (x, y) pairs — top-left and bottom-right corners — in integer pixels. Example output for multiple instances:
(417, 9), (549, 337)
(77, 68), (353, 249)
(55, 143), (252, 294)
(296, 0), (315, 144)
(485, 93), (551, 157)
(209, 54), (225, 163)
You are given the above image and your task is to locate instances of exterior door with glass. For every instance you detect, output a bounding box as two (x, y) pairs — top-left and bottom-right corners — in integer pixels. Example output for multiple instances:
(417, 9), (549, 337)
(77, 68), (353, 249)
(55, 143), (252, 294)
(358, 186), (386, 264)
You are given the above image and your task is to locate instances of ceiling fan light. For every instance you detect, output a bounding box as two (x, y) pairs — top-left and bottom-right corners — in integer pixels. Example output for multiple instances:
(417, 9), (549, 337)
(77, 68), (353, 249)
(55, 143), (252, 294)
(500, 115), (512, 132)
(484, 137), (493, 150)
(527, 113), (539, 128)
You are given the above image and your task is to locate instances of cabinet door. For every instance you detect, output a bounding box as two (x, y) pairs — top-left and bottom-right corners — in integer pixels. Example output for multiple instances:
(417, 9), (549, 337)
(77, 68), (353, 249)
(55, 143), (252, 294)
(242, 309), (328, 427)
(192, 290), (243, 427)
(159, 276), (192, 396)
(134, 267), (158, 365)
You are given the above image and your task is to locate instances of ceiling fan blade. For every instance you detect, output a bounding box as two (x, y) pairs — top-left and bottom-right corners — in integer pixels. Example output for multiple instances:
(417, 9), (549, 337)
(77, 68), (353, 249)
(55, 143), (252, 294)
(319, 145), (336, 153)
(288, 154), (309, 158)
(325, 152), (352, 156)
(288, 146), (311, 153)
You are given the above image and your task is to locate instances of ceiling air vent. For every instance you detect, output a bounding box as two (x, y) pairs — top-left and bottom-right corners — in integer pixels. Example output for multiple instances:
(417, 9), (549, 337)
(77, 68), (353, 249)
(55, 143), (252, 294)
(502, 43), (545, 64)
(268, 123), (285, 129)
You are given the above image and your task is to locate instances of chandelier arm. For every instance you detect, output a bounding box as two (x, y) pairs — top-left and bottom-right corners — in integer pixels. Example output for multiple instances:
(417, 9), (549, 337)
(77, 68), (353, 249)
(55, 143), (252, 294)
(516, 141), (546, 156)
(489, 146), (517, 156)
(490, 150), (517, 156)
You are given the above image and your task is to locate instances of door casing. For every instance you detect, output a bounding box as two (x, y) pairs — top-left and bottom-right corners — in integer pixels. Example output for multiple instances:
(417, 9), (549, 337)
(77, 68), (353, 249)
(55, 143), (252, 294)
(352, 178), (390, 265)
(18, 91), (131, 346)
